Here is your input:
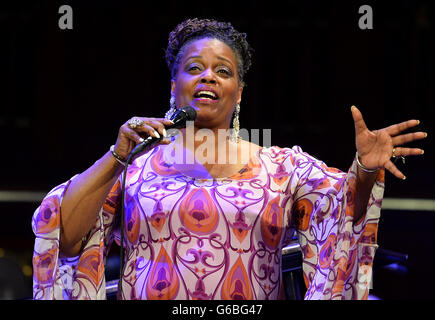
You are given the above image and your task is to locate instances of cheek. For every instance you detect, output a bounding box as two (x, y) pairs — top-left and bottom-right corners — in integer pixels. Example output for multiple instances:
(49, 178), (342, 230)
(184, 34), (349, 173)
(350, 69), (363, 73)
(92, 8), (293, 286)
(174, 75), (196, 96)
(224, 84), (241, 101)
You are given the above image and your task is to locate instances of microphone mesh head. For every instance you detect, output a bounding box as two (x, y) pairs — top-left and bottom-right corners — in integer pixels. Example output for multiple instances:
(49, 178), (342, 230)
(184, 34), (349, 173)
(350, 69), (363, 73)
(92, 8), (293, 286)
(181, 106), (197, 121)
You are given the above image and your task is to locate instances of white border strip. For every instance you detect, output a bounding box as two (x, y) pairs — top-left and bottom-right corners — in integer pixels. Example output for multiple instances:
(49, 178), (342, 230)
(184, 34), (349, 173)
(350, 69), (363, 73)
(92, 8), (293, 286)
(0, 191), (48, 203)
(381, 198), (435, 211)
(0, 191), (434, 211)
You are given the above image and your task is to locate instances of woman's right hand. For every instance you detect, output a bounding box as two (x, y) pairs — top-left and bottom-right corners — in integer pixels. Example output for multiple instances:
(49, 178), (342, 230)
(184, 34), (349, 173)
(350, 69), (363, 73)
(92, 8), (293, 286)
(113, 117), (175, 161)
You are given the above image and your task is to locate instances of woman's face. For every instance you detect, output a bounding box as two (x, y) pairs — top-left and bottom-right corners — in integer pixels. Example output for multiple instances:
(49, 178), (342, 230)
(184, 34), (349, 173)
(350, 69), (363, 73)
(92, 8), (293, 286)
(171, 38), (243, 129)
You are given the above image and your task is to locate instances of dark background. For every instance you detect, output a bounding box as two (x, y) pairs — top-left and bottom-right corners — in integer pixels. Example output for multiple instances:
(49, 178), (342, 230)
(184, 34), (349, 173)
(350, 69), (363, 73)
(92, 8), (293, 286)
(0, 0), (434, 299)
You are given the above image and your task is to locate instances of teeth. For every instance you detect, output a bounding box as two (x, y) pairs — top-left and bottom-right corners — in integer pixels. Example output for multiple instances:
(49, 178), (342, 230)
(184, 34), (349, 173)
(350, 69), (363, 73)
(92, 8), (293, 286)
(197, 91), (217, 99)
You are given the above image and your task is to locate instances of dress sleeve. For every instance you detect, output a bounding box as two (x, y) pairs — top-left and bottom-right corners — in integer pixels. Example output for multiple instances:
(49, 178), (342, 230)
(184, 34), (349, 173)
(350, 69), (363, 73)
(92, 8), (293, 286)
(31, 175), (122, 300)
(288, 146), (385, 300)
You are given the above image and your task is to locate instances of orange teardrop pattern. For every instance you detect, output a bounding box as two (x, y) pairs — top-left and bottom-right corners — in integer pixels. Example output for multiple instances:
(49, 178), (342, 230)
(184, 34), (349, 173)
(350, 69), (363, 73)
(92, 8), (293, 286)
(149, 201), (166, 233)
(228, 155), (261, 180)
(77, 247), (104, 286)
(125, 194), (140, 244)
(319, 234), (336, 269)
(292, 198), (313, 231)
(151, 148), (179, 176)
(260, 195), (283, 249)
(146, 245), (179, 300)
(221, 256), (253, 300)
(179, 188), (219, 234)
(32, 247), (57, 284)
(34, 196), (60, 234)
(232, 225), (249, 243)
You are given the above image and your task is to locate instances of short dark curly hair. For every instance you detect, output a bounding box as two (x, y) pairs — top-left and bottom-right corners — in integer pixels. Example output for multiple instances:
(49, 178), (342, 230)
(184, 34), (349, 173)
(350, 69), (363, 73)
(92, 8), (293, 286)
(165, 18), (253, 86)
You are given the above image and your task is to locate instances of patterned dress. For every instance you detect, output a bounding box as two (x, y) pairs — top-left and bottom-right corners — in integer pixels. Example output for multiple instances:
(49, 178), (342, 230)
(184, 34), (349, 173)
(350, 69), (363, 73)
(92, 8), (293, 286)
(32, 145), (385, 300)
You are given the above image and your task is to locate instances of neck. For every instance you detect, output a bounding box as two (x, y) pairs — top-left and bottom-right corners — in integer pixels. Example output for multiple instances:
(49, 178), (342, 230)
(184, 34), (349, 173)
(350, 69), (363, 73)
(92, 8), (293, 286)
(168, 125), (240, 167)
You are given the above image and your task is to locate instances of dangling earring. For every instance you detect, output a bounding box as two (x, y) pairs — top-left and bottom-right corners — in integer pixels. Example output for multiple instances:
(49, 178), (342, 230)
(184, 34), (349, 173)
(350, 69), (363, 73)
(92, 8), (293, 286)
(230, 103), (240, 143)
(165, 94), (177, 120)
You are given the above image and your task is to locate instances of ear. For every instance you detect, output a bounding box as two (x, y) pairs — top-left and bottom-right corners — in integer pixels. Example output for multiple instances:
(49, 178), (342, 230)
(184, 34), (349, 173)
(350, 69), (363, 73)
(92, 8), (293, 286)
(171, 80), (176, 96)
(236, 86), (243, 105)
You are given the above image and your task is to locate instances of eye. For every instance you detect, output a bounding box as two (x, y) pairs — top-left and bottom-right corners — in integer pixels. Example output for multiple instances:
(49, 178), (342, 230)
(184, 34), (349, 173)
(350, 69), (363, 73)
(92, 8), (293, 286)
(217, 69), (230, 75)
(187, 64), (202, 72)
(216, 67), (233, 76)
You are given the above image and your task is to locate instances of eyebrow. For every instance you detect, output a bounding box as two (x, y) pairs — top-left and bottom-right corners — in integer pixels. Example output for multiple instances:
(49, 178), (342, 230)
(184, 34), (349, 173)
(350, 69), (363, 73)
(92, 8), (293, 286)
(185, 55), (234, 67)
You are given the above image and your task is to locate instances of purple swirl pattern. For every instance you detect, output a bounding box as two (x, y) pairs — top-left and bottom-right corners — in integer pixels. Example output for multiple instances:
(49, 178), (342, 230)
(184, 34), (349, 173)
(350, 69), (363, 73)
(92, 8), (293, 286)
(32, 145), (384, 300)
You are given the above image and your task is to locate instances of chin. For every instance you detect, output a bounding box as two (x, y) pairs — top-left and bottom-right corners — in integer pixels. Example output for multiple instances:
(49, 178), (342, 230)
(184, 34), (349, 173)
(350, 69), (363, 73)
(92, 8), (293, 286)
(193, 104), (217, 117)
(194, 115), (217, 128)
(188, 101), (230, 126)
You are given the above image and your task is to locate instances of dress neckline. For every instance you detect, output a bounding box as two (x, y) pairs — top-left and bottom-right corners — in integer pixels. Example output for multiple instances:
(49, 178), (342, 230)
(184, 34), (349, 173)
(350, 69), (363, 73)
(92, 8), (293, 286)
(159, 143), (264, 181)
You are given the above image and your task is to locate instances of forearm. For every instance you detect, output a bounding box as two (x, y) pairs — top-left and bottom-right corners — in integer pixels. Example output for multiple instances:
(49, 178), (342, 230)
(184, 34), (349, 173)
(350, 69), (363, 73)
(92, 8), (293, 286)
(353, 166), (379, 222)
(60, 150), (124, 256)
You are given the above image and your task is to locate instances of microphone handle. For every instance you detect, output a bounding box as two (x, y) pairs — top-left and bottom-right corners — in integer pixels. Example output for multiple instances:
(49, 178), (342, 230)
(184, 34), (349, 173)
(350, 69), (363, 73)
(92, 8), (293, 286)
(127, 113), (190, 162)
(129, 135), (160, 159)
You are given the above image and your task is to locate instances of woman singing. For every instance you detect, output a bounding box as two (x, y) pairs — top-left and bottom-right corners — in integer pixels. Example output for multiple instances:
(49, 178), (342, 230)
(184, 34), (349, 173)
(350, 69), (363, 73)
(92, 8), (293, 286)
(32, 18), (426, 300)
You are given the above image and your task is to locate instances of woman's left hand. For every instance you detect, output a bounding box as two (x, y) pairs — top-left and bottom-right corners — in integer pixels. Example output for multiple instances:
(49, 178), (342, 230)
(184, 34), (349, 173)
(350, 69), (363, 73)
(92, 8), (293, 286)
(351, 105), (427, 179)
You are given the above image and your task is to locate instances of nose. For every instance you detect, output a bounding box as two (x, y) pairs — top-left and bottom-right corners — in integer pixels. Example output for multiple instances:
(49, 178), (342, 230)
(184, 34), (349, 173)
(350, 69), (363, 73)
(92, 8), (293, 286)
(200, 68), (216, 84)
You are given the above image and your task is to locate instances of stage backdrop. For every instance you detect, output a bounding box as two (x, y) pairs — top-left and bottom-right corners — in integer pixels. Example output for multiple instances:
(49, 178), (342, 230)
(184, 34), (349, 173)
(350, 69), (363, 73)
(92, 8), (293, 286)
(0, 0), (433, 299)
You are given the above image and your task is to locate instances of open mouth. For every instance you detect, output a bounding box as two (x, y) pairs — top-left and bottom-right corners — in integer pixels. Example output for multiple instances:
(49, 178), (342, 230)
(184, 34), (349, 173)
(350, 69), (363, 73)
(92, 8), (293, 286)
(193, 90), (219, 101)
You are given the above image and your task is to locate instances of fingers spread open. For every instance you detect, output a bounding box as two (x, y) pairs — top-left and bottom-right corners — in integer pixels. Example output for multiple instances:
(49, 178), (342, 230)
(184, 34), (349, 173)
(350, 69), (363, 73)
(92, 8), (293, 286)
(392, 147), (424, 157)
(384, 160), (406, 180)
(392, 131), (427, 146)
(351, 106), (368, 134)
(385, 119), (420, 136)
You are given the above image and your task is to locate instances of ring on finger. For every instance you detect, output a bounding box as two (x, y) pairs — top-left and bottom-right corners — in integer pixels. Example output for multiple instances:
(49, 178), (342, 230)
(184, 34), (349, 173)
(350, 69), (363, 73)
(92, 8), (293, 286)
(392, 148), (406, 164)
(128, 117), (144, 129)
(395, 155), (406, 164)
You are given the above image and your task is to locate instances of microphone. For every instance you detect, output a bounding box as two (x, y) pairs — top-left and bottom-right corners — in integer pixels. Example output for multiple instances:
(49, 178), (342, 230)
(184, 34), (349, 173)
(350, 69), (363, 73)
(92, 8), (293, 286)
(128, 105), (197, 159)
